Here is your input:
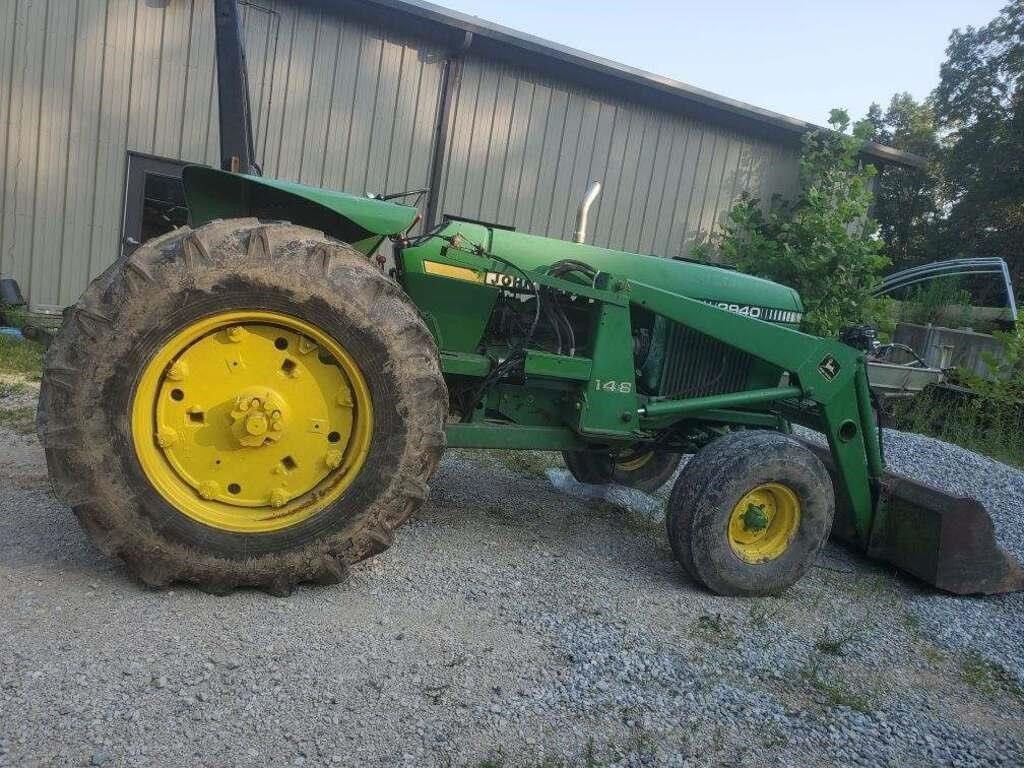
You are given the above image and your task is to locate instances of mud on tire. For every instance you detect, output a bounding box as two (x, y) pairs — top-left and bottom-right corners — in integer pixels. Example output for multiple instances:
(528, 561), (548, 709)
(37, 219), (447, 594)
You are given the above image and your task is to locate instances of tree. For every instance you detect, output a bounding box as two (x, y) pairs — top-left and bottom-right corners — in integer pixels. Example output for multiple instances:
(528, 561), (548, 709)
(701, 111), (889, 338)
(933, 2), (1023, 284)
(864, 94), (942, 267)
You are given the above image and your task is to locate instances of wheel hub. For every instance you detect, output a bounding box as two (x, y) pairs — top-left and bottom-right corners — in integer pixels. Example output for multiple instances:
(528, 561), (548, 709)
(740, 503), (769, 532)
(131, 311), (373, 533)
(230, 388), (288, 447)
(727, 483), (801, 563)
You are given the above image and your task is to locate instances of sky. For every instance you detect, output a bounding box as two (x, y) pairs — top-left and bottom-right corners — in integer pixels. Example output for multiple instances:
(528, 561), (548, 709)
(428, 0), (1007, 126)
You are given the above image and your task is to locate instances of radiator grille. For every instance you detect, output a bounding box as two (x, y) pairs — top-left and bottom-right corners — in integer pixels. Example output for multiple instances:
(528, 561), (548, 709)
(657, 323), (754, 398)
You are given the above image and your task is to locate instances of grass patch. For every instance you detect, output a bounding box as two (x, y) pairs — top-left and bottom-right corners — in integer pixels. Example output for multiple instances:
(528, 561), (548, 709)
(0, 406), (36, 434)
(747, 600), (783, 628)
(903, 611), (922, 633)
(0, 335), (44, 378)
(960, 654), (1024, 701)
(692, 613), (738, 647)
(814, 629), (859, 658)
(491, 450), (561, 477)
(0, 380), (30, 399)
(890, 389), (1024, 469)
(796, 661), (872, 713)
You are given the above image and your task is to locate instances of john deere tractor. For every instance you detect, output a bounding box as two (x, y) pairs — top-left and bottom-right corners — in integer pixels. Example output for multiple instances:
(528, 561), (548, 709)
(37, 1), (1023, 597)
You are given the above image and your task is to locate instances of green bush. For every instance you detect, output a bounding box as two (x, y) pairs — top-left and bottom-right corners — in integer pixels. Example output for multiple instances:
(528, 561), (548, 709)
(699, 110), (889, 338)
(959, 324), (1024, 403)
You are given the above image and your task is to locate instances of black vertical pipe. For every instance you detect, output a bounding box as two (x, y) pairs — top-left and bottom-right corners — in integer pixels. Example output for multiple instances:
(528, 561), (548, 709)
(213, 0), (257, 174)
(424, 31), (472, 228)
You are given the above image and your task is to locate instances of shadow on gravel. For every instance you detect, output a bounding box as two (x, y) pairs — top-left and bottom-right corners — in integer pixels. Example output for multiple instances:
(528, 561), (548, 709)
(427, 452), (690, 591)
(0, 483), (127, 580)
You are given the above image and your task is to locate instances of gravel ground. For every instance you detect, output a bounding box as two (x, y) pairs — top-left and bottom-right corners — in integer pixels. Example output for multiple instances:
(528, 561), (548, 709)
(880, 429), (1024, 694)
(797, 424), (1024, 691)
(2, 384), (1023, 767)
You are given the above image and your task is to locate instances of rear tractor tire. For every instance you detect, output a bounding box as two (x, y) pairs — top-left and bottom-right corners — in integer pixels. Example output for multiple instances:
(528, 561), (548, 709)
(37, 219), (447, 594)
(561, 447), (682, 493)
(665, 431), (834, 596)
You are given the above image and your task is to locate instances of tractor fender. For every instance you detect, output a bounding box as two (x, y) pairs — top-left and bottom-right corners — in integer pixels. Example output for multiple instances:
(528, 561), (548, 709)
(181, 166), (419, 255)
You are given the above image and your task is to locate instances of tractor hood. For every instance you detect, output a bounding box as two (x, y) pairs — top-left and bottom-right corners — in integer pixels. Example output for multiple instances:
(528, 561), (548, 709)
(182, 167), (419, 248)
(438, 222), (804, 318)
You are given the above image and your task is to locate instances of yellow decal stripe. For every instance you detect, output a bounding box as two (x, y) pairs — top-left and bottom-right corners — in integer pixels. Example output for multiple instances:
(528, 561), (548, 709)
(423, 260), (484, 283)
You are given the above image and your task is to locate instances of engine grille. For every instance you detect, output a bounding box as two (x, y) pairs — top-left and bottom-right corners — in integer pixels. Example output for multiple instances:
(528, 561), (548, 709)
(657, 322), (754, 398)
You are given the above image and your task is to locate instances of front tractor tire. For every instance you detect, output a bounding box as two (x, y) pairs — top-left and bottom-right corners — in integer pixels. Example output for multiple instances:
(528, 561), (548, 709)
(37, 219), (447, 594)
(665, 431), (834, 596)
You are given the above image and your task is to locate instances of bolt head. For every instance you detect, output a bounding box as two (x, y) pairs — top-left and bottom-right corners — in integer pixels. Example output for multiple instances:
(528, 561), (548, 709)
(324, 449), (343, 470)
(269, 488), (288, 508)
(227, 326), (247, 343)
(245, 413), (268, 436)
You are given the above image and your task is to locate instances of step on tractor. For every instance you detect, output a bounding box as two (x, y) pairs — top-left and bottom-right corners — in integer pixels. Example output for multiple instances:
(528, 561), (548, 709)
(37, 1), (1023, 597)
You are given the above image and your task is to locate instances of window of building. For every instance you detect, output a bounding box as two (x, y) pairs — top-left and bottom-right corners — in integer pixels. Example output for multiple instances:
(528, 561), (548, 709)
(121, 153), (190, 256)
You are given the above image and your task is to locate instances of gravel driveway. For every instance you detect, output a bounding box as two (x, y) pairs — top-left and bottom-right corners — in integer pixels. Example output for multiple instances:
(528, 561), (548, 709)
(1, 383), (1022, 768)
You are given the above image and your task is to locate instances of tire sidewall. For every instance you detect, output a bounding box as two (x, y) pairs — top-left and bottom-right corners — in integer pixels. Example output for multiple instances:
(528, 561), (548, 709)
(680, 433), (834, 595)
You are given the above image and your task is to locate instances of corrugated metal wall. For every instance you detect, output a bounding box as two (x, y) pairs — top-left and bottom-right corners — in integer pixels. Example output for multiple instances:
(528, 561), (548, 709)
(0, 0), (446, 311)
(1, 0), (800, 313)
(436, 57), (800, 257)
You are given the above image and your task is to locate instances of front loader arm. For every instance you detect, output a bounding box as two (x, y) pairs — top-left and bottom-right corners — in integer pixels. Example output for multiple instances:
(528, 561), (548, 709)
(627, 280), (883, 542)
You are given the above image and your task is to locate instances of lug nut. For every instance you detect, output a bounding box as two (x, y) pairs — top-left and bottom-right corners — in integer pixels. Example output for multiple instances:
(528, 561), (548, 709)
(167, 360), (189, 381)
(198, 481), (220, 500)
(270, 488), (288, 508)
(324, 449), (343, 469)
(227, 326), (247, 343)
(156, 427), (178, 448)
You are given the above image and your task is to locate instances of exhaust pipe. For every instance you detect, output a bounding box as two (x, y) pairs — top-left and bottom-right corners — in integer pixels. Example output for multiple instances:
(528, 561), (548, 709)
(572, 181), (602, 244)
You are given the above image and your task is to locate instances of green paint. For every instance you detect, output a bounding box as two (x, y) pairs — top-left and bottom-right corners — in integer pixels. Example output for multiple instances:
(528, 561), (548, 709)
(445, 423), (586, 450)
(640, 386), (803, 419)
(181, 168), (886, 545)
(182, 166), (417, 253)
(742, 504), (769, 532)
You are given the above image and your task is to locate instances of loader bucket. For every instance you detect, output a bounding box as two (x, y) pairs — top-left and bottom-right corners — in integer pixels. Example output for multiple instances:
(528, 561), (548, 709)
(798, 439), (1024, 595)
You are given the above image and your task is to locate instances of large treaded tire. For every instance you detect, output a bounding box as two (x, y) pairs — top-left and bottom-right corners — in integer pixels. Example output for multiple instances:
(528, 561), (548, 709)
(665, 430), (834, 597)
(561, 449), (682, 493)
(37, 219), (447, 594)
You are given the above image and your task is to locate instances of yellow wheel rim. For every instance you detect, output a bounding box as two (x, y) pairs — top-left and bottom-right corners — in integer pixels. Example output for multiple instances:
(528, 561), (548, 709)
(131, 310), (373, 533)
(727, 482), (801, 563)
(615, 450), (654, 472)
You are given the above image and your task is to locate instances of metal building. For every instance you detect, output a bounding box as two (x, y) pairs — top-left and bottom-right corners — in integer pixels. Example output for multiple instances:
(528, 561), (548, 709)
(0, 0), (919, 313)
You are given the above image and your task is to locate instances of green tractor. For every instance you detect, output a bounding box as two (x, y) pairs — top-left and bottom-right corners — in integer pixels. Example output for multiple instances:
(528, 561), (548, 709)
(36, 1), (1022, 597)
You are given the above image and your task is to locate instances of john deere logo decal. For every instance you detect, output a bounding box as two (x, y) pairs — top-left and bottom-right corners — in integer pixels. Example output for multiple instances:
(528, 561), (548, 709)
(818, 355), (841, 381)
